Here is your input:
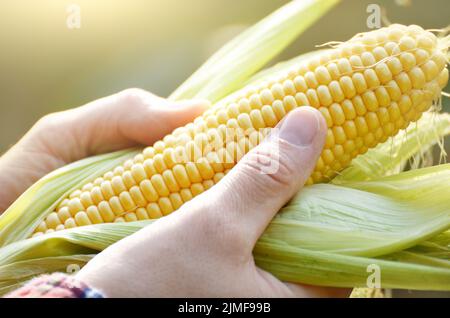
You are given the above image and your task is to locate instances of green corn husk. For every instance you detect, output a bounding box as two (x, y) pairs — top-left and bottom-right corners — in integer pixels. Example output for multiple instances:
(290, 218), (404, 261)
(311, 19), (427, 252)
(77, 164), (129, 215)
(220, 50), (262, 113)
(263, 165), (450, 257)
(1, 0), (450, 296)
(334, 112), (450, 183)
(254, 165), (450, 290)
(1, 165), (449, 294)
(170, 0), (340, 102)
(0, 149), (140, 247)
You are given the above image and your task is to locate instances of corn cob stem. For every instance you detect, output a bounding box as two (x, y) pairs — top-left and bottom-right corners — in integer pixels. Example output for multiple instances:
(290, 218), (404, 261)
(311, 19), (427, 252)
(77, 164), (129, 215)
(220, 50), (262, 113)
(33, 24), (449, 236)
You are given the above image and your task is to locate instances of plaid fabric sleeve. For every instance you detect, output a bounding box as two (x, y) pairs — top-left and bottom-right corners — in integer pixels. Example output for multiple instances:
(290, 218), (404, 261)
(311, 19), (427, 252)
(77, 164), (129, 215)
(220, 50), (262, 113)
(4, 273), (104, 298)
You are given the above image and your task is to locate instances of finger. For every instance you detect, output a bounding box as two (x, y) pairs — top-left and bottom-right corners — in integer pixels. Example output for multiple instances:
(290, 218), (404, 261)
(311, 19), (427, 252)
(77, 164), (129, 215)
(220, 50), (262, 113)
(208, 107), (326, 246)
(41, 88), (209, 161)
(115, 92), (210, 146)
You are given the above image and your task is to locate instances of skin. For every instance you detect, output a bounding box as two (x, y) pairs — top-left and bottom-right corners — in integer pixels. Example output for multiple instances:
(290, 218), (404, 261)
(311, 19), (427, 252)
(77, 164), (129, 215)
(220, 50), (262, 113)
(0, 88), (349, 297)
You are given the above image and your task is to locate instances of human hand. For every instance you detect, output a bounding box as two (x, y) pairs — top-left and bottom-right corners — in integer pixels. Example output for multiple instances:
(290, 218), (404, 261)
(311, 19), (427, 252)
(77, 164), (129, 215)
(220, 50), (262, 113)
(77, 107), (348, 297)
(0, 89), (208, 213)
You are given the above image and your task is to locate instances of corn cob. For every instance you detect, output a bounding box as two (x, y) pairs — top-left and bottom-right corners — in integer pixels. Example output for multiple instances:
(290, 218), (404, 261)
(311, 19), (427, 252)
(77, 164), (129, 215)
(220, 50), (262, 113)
(32, 24), (449, 236)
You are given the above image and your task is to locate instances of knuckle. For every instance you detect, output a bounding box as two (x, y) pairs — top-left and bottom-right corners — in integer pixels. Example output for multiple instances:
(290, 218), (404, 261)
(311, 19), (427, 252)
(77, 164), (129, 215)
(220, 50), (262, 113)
(240, 144), (298, 193)
(37, 113), (56, 126)
(35, 112), (63, 131)
(267, 154), (298, 188)
(30, 112), (74, 152)
(117, 88), (153, 108)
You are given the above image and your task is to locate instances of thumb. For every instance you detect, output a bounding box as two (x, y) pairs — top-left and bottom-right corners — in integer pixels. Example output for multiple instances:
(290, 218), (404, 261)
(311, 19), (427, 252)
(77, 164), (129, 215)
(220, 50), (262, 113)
(209, 106), (326, 246)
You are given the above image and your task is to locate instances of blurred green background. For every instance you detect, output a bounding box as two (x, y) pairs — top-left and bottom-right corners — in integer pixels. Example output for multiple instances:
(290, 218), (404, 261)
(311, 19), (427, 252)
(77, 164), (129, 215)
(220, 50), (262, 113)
(0, 0), (449, 154)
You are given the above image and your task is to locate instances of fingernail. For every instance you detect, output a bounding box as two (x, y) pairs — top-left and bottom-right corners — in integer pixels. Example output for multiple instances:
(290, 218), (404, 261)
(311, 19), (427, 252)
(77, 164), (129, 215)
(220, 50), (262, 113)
(278, 107), (321, 146)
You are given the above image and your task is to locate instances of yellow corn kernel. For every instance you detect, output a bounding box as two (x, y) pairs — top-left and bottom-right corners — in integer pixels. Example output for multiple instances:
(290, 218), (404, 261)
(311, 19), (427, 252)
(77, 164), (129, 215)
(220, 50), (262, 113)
(103, 171), (114, 181)
(98, 201), (116, 222)
(364, 69), (380, 88)
(57, 207), (71, 224)
(409, 67), (426, 89)
(341, 100), (356, 119)
(162, 170), (180, 193)
(111, 176), (127, 195)
(80, 191), (94, 208)
(69, 190), (82, 199)
(124, 212), (138, 222)
(317, 85), (333, 106)
(136, 208), (149, 220)
(329, 103), (346, 125)
(86, 206), (103, 224)
(36, 221), (48, 233)
(109, 196), (125, 215)
(169, 193), (184, 211)
(352, 73), (368, 94)
(180, 188), (193, 202)
(122, 171), (137, 188)
(146, 203), (163, 218)
(151, 174), (170, 197)
(90, 186), (104, 205)
(119, 192), (137, 212)
(191, 183), (205, 196)
(140, 179), (159, 202)
(64, 218), (76, 229)
(386, 80), (402, 101)
(159, 197), (174, 216)
(339, 76), (356, 99)
(100, 181), (115, 200)
(328, 81), (345, 102)
(129, 186), (147, 208)
(75, 212), (91, 226)
(114, 217), (125, 223)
